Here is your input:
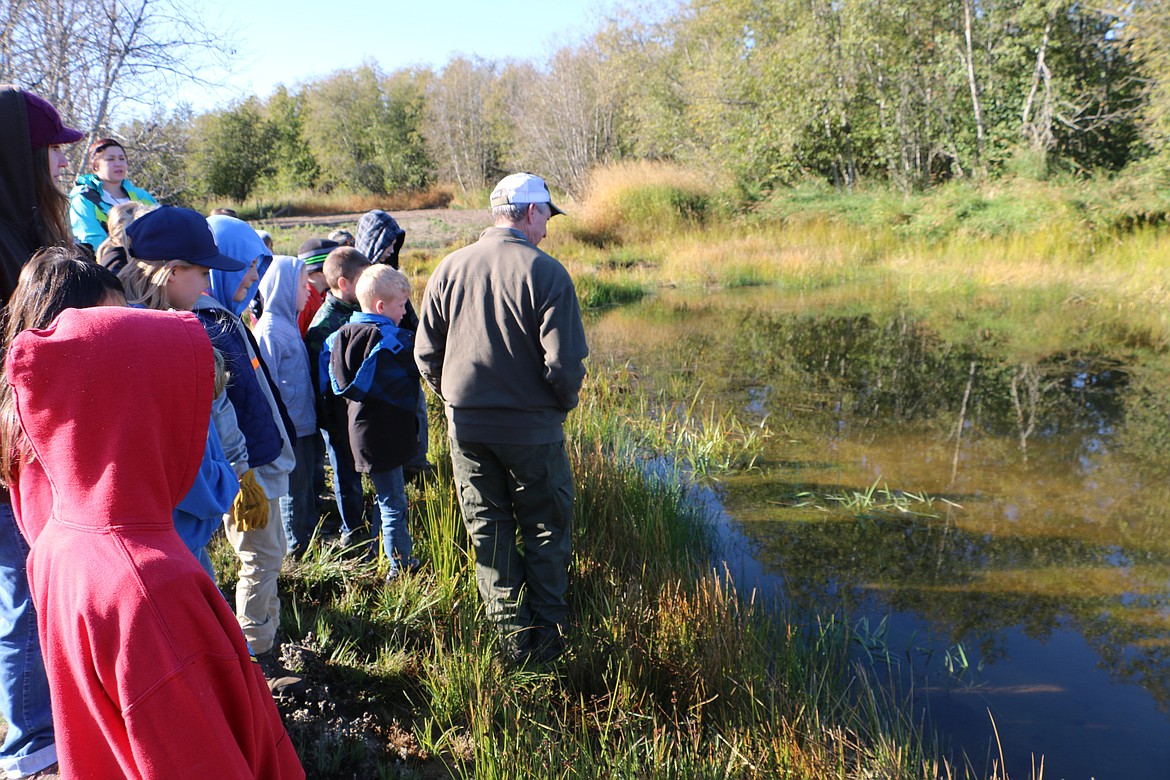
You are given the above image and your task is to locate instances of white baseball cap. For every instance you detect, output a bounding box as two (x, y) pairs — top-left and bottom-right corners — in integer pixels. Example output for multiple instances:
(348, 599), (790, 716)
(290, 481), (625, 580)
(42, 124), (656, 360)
(490, 172), (565, 216)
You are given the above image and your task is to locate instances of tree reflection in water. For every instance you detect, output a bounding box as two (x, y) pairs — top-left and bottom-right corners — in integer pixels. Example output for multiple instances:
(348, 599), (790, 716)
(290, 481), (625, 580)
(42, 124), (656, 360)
(590, 294), (1170, 712)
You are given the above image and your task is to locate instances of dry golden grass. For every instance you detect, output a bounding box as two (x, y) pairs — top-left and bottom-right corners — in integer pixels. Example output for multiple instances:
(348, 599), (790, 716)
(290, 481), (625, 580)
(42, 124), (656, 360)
(572, 160), (721, 245)
(274, 186), (455, 215)
(198, 185), (456, 219)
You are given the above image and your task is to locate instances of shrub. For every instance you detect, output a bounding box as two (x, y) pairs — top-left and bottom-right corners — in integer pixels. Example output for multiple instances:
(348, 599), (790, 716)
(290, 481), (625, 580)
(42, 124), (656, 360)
(571, 161), (720, 246)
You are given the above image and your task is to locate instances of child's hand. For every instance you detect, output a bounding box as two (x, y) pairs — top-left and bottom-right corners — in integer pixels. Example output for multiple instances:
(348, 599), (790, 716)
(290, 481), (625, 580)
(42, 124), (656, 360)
(230, 469), (269, 531)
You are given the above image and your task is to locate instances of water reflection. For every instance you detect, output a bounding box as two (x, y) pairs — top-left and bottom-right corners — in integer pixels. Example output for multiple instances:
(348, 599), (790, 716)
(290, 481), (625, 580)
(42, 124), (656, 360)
(589, 290), (1170, 775)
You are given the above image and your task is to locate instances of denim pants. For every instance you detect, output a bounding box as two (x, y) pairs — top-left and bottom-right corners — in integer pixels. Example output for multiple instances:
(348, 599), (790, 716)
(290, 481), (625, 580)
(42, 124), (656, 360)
(320, 427), (366, 539)
(448, 439), (573, 656)
(0, 504), (56, 778)
(369, 467), (411, 570)
(280, 435), (318, 555)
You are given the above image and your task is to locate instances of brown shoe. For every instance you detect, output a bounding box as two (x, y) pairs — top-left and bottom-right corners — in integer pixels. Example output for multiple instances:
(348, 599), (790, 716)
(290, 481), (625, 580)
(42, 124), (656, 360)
(27, 764), (60, 779)
(256, 651), (307, 700)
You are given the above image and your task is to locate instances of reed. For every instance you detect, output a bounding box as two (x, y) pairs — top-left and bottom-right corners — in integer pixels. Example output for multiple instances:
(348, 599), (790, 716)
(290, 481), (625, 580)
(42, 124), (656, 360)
(216, 362), (1011, 779)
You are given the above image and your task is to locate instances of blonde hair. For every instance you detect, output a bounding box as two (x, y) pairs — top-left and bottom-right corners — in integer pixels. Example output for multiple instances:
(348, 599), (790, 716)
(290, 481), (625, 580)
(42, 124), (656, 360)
(117, 257), (193, 311)
(211, 347), (229, 398)
(96, 202), (156, 269)
(106, 202), (155, 246)
(355, 264), (410, 311)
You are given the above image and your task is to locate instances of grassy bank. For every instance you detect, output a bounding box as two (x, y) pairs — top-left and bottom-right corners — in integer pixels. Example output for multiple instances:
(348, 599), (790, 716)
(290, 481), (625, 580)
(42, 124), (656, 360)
(210, 369), (967, 778)
(549, 162), (1170, 362)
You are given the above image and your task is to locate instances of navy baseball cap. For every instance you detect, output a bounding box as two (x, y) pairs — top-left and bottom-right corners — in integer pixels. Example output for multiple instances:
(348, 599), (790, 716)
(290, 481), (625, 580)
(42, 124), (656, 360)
(125, 206), (245, 271)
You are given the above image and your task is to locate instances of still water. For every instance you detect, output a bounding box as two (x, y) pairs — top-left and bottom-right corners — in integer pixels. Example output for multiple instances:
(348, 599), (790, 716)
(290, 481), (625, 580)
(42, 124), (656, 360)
(588, 288), (1170, 780)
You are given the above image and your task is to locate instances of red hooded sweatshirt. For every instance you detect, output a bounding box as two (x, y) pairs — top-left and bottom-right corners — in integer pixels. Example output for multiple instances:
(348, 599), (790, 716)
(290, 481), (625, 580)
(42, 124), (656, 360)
(7, 307), (304, 780)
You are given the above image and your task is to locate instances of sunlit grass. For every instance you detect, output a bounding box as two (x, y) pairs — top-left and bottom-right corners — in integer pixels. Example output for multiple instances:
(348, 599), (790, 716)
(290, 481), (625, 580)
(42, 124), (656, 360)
(194, 185), (456, 222)
(556, 167), (1170, 357)
(225, 366), (995, 778)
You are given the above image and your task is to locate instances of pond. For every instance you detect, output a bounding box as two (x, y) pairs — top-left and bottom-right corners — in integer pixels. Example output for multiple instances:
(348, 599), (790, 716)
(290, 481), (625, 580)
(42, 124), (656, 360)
(588, 287), (1170, 780)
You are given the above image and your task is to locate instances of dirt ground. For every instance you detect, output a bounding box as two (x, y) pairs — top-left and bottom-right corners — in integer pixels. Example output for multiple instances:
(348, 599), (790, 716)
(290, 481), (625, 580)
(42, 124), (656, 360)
(261, 208), (492, 252)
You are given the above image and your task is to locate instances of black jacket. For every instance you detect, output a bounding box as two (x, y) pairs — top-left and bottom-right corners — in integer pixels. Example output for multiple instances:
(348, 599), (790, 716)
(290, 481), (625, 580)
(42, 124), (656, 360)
(329, 318), (419, 473)
(0, 87), (43, 304)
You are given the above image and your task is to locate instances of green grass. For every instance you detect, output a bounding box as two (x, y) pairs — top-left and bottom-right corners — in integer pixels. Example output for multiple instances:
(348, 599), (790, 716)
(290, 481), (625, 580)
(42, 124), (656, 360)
(207, 370), (982, 779)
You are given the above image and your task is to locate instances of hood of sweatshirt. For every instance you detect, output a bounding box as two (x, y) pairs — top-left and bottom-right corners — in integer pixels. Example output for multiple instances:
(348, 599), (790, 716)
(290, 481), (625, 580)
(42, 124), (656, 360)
(257, 254), (304, 323)
(206, 215), (271, 317)
(355, 210), (405, 268)
(7, 307), (213, 528)
(0, 87), (39, 300)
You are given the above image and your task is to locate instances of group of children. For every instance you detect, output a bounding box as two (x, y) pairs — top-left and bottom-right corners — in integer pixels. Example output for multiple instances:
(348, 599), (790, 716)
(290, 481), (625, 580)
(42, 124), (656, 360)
(1, 203), (422, 778)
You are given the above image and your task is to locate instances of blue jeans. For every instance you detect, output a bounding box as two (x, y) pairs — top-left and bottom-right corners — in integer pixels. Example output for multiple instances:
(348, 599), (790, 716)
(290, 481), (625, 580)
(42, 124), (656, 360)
(320, 427), (366, 540)
(280, 435), (318, 555)
(0, 503), (56, 777)
(369, 468), (411, 571)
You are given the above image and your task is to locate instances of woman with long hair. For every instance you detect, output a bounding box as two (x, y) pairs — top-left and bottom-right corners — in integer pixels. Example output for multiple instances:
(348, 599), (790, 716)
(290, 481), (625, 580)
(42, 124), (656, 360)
(0, 85), (84, 780)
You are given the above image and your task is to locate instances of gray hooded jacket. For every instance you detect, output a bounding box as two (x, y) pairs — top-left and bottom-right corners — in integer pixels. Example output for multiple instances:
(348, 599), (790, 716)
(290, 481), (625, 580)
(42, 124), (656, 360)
(254, 255), (317, 438)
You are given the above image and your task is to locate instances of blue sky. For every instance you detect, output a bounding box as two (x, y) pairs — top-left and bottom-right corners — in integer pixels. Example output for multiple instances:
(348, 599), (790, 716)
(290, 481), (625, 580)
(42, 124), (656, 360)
(189, 0), (620, 110)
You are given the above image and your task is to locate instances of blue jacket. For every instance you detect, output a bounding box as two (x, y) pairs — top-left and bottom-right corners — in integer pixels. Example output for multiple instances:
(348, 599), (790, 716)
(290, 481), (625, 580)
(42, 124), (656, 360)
(306, 293), (360, 433)
(67, 172), (157, 250)
(126, 302), (239, 545)
(173, 426), (239, 554)
(254, 255), (316, 438)
(327, 312), (419, 473)
(197, 217), (295, 496)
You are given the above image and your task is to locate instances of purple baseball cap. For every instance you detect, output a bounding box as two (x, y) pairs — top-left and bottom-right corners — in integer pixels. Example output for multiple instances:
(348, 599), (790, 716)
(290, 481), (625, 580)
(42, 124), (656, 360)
(23, 91), (84, 151)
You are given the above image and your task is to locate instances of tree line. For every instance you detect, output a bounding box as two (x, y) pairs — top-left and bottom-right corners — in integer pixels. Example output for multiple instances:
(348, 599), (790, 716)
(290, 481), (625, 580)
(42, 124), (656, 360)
(6, 0), (1169, 206)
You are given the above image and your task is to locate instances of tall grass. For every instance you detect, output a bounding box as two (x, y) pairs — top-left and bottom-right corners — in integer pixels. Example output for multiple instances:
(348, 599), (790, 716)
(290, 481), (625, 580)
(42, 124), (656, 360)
(571, 161), (722, 246)
(548, 163), (1170, 361)
(222, 365), (990, 778)
(204, 162), (1099, 778)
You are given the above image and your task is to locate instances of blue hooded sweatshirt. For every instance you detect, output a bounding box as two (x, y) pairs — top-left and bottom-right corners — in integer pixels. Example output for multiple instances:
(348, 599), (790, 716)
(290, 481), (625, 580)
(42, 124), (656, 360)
(205, 215), (266, 317)
(195, 217), (295, 495)
(173, 426), (239, 554)
(124, 303), (238, 555)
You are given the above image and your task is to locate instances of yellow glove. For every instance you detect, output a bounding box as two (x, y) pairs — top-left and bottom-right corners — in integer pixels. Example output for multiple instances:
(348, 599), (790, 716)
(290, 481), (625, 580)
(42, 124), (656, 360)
(230, 469), (269, 532)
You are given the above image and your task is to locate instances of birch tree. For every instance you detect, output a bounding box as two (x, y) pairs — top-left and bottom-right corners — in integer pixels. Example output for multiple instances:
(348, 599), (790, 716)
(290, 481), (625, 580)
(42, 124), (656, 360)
(424, 56), (507, 193)
(0, 0), (230, 170)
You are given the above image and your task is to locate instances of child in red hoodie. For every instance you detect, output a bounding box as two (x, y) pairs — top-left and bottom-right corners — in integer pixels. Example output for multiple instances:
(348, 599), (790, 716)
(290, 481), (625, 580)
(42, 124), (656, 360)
(5, 306), (304, 779)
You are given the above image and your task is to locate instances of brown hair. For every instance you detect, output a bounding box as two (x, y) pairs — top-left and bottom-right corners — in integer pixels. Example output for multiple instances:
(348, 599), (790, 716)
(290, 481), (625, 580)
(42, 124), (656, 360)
(87, 137), (123, 162)
(323, 246), (371, 291)
(0, 246), (125, 483)
(32, 149), (70, 246)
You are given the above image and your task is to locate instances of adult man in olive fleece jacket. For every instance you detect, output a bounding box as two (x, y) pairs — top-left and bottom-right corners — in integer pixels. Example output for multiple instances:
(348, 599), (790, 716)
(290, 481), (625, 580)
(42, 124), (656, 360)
(415, 173), (588, 664)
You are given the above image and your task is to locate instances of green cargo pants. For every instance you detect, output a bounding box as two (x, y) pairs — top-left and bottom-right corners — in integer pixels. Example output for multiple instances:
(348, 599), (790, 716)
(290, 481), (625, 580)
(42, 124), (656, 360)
(449, 438), (574, 661)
